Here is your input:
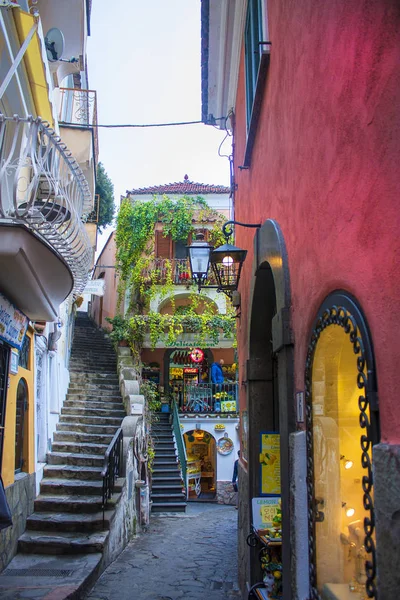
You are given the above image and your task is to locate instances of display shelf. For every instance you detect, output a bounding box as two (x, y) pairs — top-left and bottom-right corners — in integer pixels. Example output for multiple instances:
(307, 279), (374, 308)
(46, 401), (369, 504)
(186, 458), (201, 498)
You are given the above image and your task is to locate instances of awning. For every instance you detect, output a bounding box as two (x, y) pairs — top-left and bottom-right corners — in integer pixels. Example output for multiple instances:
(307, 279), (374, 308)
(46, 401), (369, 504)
(13, 10), (54, 126)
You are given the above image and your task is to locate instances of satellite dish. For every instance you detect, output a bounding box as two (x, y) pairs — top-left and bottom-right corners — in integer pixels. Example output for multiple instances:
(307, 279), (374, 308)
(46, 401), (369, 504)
(44, 28), (65, 62)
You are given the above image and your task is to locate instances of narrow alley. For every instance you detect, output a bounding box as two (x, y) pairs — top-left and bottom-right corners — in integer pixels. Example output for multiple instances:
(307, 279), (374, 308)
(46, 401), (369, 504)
(86, 503), (240, 600)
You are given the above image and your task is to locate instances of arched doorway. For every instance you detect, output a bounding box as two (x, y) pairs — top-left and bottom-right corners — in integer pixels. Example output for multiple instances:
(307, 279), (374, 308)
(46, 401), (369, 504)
(15, 377), (28, 473)
(245, 220), (294, 591)
(305, 292), (380, 599)
(184, 429), (217, 500)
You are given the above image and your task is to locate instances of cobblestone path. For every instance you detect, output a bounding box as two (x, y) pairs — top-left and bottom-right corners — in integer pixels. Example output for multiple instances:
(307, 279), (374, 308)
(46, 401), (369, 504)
(86, 503), (241, 600)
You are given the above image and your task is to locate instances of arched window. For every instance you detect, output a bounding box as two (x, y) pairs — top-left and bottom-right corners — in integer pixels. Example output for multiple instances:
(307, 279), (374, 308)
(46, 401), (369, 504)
(305, 293), (379, 600)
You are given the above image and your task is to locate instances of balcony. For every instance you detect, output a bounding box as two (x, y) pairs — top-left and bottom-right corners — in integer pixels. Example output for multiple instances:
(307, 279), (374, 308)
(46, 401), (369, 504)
(58, 88), (99, 167)
(172, 382), (238, 414)
(0, 114), (92, 320)
(58, 88), (98, 205)
(142, 258), (218, 286)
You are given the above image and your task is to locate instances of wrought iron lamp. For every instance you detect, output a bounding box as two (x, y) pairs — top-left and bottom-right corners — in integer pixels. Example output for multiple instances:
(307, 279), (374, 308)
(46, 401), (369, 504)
(187, 221), (261, 297)
(187, 232), (213, 292)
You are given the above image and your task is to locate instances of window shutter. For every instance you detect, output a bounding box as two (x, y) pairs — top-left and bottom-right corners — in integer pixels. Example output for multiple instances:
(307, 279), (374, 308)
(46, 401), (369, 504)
(156, 231), (172, 258)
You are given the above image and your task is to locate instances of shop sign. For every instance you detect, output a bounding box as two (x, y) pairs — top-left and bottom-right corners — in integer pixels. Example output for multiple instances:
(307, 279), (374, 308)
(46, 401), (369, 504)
(252, 497), (281, 530)
(260, 432), (281, 496)
(166, 339), (218, 348)
(190, 348), (204, 363)
(296, 391), (304, 423)
(184, 368), (198, 374)
(0, 293), (29, 351)
(83, 279), (105, 296)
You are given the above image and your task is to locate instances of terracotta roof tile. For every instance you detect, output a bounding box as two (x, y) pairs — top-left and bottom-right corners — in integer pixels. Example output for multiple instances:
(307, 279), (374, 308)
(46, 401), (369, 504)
(127, 179), (230, 196)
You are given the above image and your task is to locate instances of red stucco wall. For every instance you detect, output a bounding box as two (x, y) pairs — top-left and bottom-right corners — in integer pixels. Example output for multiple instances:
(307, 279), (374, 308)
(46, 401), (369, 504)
(234, 0), (400, 443)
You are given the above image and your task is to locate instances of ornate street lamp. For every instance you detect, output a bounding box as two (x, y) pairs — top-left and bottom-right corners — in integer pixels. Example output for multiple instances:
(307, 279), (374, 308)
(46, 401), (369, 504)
(187, 221), (261, 297)
(187, 232), (213, 291)
(210, 221), (260, 297)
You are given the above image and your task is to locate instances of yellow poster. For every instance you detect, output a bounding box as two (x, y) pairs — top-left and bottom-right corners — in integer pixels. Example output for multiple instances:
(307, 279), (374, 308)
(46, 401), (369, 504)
(260, 432), (281, 495)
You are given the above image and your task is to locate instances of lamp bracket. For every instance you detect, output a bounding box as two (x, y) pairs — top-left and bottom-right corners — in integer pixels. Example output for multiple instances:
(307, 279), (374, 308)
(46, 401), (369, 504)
(222, 220), (261, 242)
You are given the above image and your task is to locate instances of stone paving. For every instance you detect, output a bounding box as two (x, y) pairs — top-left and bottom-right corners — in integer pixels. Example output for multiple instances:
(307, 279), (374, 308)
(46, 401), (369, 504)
(85, 502), (241, 600)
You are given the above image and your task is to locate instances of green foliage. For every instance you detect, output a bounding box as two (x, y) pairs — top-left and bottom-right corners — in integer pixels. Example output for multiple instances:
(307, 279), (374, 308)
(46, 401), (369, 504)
(96, 163), (115, 231)
(111, 193), (236, 360)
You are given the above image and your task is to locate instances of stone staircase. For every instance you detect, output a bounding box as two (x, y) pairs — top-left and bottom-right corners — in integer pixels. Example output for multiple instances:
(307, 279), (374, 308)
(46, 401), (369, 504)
(150, 412), (187, 513)
(18, 312), (126, 554)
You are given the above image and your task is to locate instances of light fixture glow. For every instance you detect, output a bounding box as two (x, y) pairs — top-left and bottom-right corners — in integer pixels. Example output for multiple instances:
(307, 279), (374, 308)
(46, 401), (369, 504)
(340, 455), (353, 470)
(346, 507), (355, 518)
(222, 255), (234, 266)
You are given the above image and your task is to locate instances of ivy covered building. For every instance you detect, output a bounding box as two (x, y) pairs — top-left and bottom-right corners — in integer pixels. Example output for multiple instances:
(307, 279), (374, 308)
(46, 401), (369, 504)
(90, 177), (240, 506)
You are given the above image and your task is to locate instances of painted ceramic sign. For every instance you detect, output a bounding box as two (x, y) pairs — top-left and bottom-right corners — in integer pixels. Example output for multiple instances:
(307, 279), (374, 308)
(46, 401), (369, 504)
(0, 293), (28, 351)
(217, 436), (234, 455)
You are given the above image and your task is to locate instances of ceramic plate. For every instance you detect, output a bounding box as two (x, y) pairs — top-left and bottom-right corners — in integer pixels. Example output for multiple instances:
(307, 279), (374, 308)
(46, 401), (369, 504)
(217, 436), (234, 455)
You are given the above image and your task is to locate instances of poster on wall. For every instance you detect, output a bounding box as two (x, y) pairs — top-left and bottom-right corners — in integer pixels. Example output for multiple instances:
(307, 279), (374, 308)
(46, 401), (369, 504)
(252, 496), (281, 531)
(0, 293), (29, 351)
(260, 432), (281, 495)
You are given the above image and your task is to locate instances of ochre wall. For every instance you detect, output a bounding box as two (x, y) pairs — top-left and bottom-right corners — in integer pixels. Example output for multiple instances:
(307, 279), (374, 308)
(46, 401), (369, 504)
(234, 0), (400, 444)
(2, 329), (35, 487)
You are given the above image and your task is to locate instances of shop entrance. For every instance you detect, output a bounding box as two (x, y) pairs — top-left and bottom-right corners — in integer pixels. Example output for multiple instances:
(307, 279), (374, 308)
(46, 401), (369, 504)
(166, 348), (213, 410)
(0, 341), (9, 471)
(184, 429), (216, 501)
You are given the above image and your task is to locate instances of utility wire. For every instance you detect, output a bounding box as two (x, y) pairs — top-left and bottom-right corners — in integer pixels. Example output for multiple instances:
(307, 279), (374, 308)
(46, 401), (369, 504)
(60, 118), (224, 129)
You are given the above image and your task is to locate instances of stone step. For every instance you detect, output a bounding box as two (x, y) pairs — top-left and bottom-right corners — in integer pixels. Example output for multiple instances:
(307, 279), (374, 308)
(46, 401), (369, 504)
(151, 502), (187, 513)
(40, 478), (103, 496)
(43, 465), (103, 481)
(18, 530), (109, 555)
(59, 415), (122, 426)
(26, 511), (114, 533)
(34, 494), (105, 514)
(61, 407), (125, 418)
(153, 450), (177, 458)
(153, 442), (175, 450)
(152, 468), (181, 477)
(152, 484), (184, 492)
(56, 422), (120, 435)
(69, 375), (119, 385)
(47, 452), (104, 467)
(66, 394), (123, 403)
(151, 476), (182, 485)
(153, 455), (178, 468)
(53, 431), (114, 445)
(68, 382), (120, 392)
(64, 399), (123, 410)
(151, 493), (186, 502)
(51, 441), (108, 455)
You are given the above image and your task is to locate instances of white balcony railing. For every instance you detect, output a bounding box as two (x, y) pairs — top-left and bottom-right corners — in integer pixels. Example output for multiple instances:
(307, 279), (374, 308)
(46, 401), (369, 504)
(58, 88), (99, 166)
(0, 114), (92, 296)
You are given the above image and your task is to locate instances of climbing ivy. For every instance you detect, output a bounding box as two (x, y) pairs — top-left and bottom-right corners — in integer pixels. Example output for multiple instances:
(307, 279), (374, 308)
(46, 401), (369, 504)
(108, 193), (236, 360)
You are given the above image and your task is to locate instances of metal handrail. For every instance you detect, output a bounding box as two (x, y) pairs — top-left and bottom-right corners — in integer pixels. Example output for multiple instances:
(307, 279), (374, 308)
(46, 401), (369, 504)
(171, 400), (187, 496)
(142, 257), (219, 286)
(0, 114), (92, 297)
(101, 427), (123, 525)
(177, 382), (238, 413)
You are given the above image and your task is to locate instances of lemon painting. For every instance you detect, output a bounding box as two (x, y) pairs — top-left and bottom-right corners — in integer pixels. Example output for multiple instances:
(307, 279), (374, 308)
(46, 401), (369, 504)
(260, 433), (281, 495)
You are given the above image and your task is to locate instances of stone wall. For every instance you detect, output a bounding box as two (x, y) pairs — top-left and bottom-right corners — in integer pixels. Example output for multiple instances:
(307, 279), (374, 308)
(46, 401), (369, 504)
(216, 480), (236, 505)
(0, 472), (36, 572)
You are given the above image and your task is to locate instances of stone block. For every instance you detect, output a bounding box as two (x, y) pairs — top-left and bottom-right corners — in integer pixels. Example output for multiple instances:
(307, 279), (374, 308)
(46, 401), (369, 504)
(289, 431), (309, 600)
(121, 379), (140, 398)
(119, 367), (138, 382)
(117, 347), (132, 357)
(374, 443), (400, 600)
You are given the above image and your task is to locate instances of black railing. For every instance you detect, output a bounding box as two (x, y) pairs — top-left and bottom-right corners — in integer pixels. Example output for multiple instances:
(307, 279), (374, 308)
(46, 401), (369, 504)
(101, 427), (123, 525)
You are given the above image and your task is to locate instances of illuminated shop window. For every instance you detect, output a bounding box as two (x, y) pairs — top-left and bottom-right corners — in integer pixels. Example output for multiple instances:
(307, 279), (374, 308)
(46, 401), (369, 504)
(311, 324), (374, 599)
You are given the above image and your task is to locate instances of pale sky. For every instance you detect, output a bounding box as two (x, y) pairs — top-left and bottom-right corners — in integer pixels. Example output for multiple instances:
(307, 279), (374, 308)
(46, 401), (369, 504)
(87, 0), (231, 249)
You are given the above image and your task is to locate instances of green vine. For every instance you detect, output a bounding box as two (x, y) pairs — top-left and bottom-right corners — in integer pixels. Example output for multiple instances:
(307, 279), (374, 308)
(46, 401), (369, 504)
(109, 193), (236, 361)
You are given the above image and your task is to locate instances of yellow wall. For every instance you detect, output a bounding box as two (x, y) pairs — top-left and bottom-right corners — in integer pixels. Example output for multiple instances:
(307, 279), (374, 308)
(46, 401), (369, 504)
(2, 329), (35, 487)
